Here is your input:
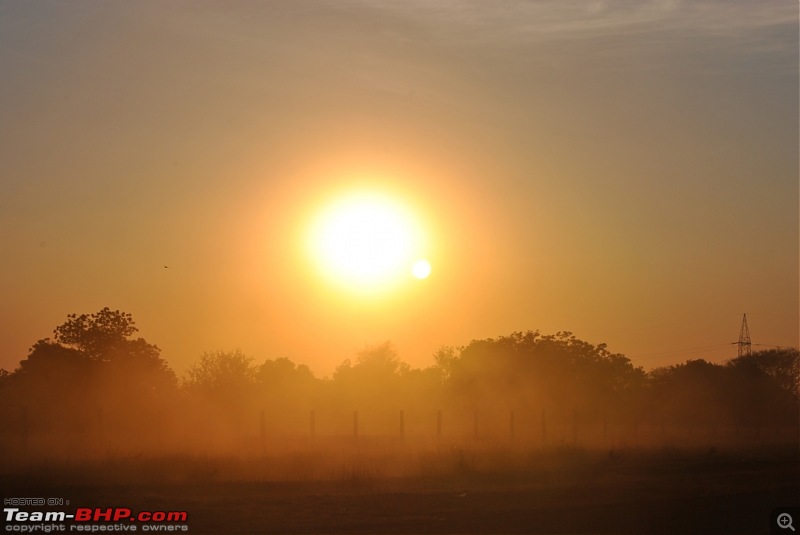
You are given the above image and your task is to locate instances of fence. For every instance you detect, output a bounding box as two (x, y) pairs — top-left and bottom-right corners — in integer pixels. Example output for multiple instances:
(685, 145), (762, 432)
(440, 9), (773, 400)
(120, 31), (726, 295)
(2, 404), (797, 461)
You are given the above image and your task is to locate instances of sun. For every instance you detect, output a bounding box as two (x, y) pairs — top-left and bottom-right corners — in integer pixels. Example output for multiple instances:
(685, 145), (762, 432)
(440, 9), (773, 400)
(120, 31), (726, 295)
(308, 192), (427, 292)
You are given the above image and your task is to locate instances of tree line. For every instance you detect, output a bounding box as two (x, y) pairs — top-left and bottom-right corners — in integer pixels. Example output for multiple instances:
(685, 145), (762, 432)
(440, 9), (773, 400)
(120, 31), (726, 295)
(1, 308), (797, 456)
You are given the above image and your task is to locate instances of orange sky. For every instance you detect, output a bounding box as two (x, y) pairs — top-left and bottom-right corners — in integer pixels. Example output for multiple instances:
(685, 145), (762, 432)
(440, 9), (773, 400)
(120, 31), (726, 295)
(0, 2), (797, 377)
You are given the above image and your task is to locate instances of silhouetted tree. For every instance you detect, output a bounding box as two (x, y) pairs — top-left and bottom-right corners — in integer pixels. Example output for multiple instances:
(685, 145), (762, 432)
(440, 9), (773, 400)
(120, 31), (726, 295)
(252, 357), (319, 433)
(256, 357), (316, 407)
(432, 346), (457, 383)
(448, 331), (645, 422)
(258, 357), (315, 390)
(183, 350), (257, 398)
(645, 350), (799, 431)
(728, 348), (799, 399)
(332, 342), (410, 410)
(648, 359), (729, 427)
(0, 309), (177, 451)
(724, 349), (799, 428)
(19, 307), (177, 407)
(50, 308), (138, 360)
(179, 350), (264, 438)
(182, 349), (261, 426)
(7, 341), (96, 429)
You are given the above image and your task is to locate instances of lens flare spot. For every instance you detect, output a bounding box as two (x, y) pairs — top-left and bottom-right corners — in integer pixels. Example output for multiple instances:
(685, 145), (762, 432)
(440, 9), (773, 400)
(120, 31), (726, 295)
(411, 259), (431, 279)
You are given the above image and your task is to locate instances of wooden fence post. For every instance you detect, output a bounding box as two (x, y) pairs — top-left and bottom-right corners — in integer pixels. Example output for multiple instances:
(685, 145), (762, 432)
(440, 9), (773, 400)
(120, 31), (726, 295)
(572, 410), (578, 444)
(260, 409), (266, 454)
(97, 407), (104, 453)
(22, 406), (28, 453)
(541, 408), (547, 445)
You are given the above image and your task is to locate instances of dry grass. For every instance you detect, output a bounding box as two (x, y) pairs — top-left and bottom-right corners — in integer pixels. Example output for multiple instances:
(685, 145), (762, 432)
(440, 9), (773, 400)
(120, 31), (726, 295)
(2, 440), (797, 533)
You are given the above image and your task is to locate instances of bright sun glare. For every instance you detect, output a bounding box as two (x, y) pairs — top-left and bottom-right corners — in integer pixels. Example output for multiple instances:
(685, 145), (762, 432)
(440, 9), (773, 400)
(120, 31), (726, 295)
(309, 192), (428, 292)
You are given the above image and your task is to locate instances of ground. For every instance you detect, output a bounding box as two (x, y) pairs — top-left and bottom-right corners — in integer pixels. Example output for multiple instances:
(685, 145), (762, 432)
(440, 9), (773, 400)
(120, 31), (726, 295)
(2, 446), (797, 534)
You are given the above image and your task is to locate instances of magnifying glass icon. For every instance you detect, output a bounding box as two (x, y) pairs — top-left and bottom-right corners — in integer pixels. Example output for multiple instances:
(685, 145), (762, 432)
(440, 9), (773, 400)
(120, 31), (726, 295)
(778, 513), (795, 531)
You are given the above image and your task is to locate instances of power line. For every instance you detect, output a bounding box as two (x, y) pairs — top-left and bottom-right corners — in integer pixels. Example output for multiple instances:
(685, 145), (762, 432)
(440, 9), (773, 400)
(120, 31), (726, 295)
(629, 315), (797, 364)
(630, 343), (732, 360)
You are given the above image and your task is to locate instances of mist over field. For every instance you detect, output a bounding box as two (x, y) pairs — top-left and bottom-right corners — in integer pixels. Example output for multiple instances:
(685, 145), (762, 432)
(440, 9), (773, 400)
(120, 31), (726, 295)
(1, 309), (797, 533)
(1, 309), (796, 473)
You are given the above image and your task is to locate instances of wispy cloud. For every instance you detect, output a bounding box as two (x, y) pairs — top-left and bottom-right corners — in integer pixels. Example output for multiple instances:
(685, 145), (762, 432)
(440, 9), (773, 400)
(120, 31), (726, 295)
(354, 0), (796, 51)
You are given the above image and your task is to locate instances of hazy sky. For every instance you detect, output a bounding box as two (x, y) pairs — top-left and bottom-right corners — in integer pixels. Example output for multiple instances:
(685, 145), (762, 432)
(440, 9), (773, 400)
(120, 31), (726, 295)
(1, 1), (797, 377)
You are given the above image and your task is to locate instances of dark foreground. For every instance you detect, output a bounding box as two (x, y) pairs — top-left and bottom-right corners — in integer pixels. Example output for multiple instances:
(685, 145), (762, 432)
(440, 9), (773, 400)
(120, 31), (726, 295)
(3, 446), (798, 534)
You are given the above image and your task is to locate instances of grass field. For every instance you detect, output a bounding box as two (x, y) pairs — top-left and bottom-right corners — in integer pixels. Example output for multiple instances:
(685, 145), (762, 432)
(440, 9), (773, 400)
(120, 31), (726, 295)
(2, 443), (798, 534)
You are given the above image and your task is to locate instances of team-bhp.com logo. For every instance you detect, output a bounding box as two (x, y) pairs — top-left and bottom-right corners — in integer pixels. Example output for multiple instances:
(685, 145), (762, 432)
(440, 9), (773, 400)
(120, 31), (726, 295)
(4, 507), (189, 532)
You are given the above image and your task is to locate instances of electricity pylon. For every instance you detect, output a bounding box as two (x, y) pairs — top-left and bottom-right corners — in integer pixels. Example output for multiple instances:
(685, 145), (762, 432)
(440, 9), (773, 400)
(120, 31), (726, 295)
(737, 313), (752, 357)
